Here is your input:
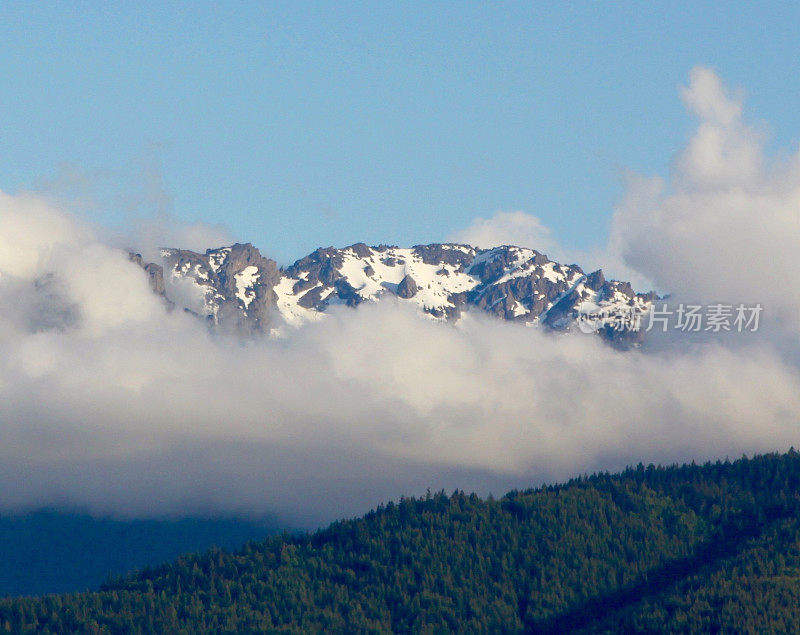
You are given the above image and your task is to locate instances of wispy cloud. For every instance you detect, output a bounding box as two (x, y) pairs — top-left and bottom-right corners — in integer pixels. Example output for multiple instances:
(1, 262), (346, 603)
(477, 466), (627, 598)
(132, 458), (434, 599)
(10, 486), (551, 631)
(2, 68), (800, 527)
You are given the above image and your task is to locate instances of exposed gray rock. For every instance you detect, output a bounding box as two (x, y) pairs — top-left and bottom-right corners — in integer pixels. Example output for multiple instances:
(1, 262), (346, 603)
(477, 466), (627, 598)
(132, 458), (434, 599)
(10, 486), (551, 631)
(349, 242), (372, 258)
(542, 291), (580, 329)
(413, 244), (473, 268)
(396, 274), (418, 299)
(585, 269), (605, 292)
(157, 243), (280, 334)
(131, 240), (655, 345)
(335, 279), (362, 307)
(129, 252), (167, 297)
(298, 286), (325, 310)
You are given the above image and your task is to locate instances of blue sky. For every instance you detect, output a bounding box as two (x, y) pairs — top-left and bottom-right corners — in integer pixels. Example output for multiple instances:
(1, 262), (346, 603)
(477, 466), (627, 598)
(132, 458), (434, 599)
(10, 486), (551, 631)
(2, 1), (799, 264)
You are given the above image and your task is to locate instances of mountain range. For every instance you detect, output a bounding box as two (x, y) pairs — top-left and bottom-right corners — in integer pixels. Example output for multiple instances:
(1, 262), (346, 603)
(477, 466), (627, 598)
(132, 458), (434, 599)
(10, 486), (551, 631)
(131, 242), (655, 347)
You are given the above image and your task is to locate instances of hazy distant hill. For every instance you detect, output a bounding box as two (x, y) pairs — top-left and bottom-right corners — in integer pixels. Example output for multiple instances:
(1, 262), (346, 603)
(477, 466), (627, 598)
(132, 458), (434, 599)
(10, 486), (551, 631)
(4, 451), (800, 633)
(0, 512), (278, 597)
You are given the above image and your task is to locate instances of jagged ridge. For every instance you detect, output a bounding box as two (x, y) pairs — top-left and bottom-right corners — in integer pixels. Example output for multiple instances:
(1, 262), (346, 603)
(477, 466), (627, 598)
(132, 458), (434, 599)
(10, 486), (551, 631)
(133, 242), (654, 345)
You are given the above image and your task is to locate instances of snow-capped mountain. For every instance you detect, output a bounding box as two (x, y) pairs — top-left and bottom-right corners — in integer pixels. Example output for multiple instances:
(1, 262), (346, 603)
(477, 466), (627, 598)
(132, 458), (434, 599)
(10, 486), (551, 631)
(135, 242), (654, 345)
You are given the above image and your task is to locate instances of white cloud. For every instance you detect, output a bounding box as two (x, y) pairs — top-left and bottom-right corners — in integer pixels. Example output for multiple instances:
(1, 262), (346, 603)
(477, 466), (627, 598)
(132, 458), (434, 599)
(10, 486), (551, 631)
(451, 210), (559, 256)
(679, 66), (744, 127)
(611, 66), (800, 333)
(0, 191), (91, 279)
(454, 67), (800, 314)
(0, 258), (798, 525)
(2, 68), (800, 527)
(125, 213), (235, 263)
(450, 208), (653, 290)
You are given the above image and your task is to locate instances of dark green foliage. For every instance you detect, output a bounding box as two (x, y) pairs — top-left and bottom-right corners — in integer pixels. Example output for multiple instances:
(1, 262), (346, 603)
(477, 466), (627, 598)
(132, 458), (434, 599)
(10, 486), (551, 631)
(3, 451), (800, 633)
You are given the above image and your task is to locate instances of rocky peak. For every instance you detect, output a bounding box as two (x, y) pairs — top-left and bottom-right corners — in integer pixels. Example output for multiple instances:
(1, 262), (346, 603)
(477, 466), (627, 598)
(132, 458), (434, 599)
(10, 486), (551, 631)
(129, 252), (168, 298)
(585, 269), (606, 292)
(131, 241), (654, 347)
(155, 243), (280, 333)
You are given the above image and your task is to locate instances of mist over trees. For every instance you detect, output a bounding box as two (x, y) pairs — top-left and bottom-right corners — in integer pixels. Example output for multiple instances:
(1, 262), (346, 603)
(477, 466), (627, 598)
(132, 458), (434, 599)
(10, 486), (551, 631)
(4, 451), (800, 633)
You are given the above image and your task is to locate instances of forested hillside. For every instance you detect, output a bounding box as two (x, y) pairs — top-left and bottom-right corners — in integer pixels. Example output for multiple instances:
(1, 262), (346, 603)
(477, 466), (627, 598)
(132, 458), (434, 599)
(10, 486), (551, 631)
(4, 451), (800, 633)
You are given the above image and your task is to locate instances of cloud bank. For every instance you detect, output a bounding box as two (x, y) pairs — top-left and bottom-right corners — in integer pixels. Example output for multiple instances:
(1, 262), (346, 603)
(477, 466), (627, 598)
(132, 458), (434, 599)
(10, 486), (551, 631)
(451, 209), (651, 291)
(611, 67), (800, 333)
(452, 211), (559, 257)
(2, 67), (800, 526)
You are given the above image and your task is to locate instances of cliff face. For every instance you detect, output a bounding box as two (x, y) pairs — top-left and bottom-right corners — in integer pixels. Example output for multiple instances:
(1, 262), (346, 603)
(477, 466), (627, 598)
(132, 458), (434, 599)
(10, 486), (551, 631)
(132, 241), (653, 345)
